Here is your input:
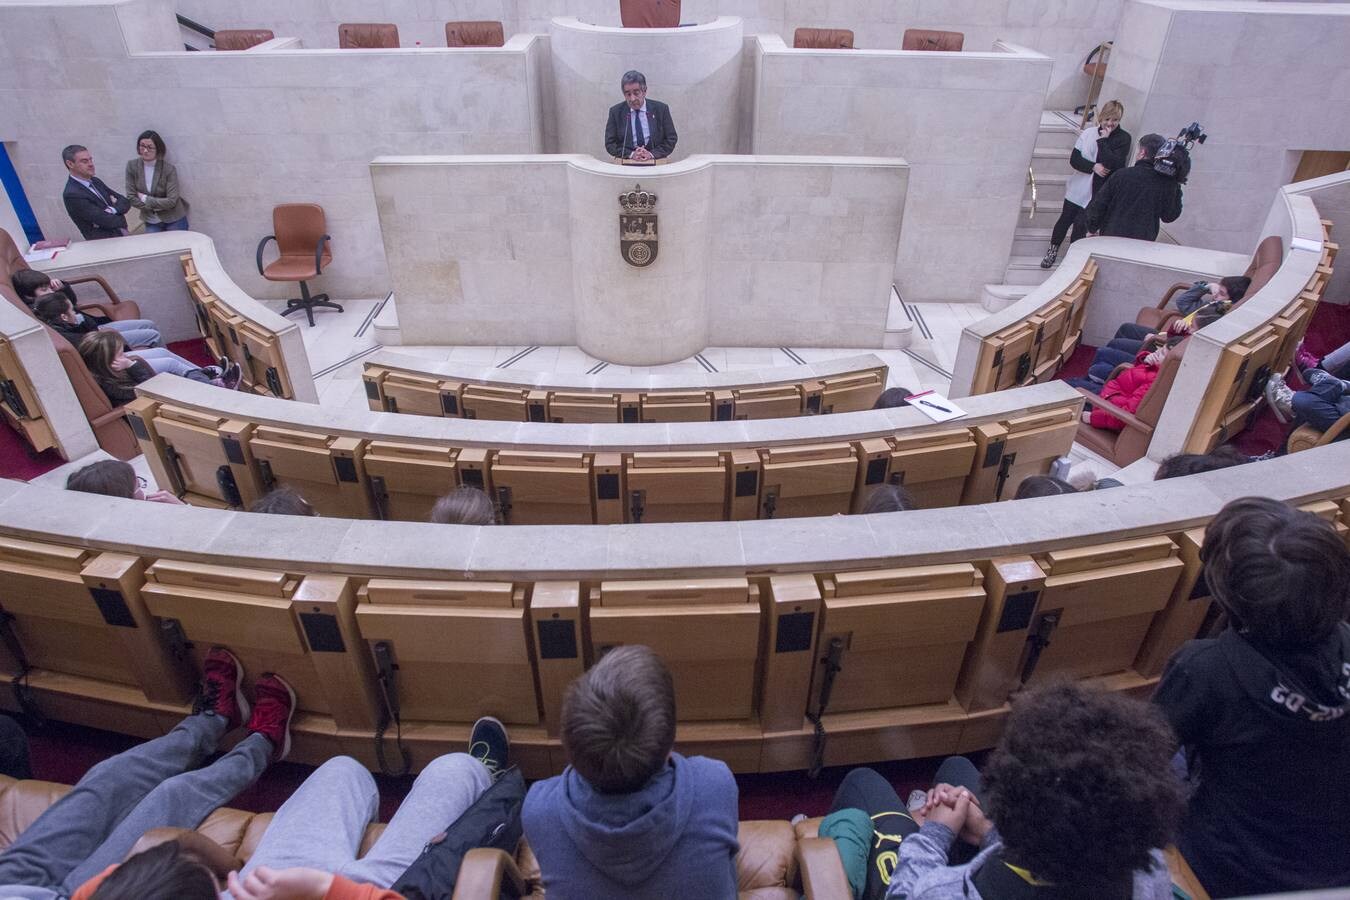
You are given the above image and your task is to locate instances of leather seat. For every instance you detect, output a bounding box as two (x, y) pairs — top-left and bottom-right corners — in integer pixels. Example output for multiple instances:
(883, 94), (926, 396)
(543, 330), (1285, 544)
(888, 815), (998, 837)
(1073, 339), (1188, 466)
(213, 29), (275, 51)
(1135, 235), (1284, 332)
(445, 21), (505, 47)
(902, 29), (964, 51)
(338, 23), (399, 48)
(619, 0), (680, 28)
(792, 28), (854, 49)
(256, 204), (341, 326)
(1, 228), (142, 322)
(0, 776), (828, 899)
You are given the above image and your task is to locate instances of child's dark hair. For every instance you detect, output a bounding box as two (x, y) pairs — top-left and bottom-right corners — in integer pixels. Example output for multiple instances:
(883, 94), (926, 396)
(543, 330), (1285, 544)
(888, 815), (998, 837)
(860, 483), (915, 513)
(1200, 496), (1350, 648)
(1014, 475), (1077, 499)
(1220, 275), (1251, 303)
(562, 644), (675, 794)
(1154, 445), (1247, 480)
(248, 486), (318, 517)
(982, 680), (1182, 898)
(34, 293), (72, 324)
(11, 269), (51, 304)
(430, 485), (496, 525)
(66, 459), (138, 498)
(89, 840), (217, 900)
(871, 387), (913, 409)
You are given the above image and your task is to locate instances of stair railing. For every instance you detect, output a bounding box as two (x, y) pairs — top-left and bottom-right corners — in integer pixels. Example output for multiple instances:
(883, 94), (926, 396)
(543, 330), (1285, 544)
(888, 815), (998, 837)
(1026, 166), (1038, 221)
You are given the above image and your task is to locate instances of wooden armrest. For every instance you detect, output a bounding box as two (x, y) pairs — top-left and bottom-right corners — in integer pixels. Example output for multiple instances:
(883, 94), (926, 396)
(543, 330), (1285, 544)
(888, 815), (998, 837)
(797, 835), (853, 900)
(126, 828), (239, 877)
(1321, 410), (1350, 444)
(90, 406), (129, 429)
(1164, 845), (1210, 900)
(1155, 281), (1192, 310)
(1072, 386), (1153, 434)
(62, 274), (123, 305)
(451, 847), (526, 900)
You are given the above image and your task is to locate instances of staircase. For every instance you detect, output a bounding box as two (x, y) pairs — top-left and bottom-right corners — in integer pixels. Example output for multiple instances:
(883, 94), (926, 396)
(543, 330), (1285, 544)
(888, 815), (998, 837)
(982, 111), (1082, 311)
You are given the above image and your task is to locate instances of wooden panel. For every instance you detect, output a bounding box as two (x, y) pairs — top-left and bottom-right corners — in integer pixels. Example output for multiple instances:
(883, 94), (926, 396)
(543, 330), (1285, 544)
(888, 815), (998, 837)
(955, 557), (1045, 712)
(0, 338), (56, 454)
(547, 392), (620, 424)
(624, 452), (727, 522)
(530, 582), (584, 737)
(153, 405), (242, 505)
(463, 385), (527, 422)
(640, 391), (712, 422)
(491, 451), (594, 524)
(886, 427), (978, 509)
(379, 371), (450, 417)
(363, 441), (459, 522)
(760, 443), (858, 519)
(1134, 529), (1210, 677)
(237, 322), (292, 399)
(248, 428), (370, 518)
(732, 385), (803, 420)
(759, 574), (821, 732)
(816, 371), (885, 414)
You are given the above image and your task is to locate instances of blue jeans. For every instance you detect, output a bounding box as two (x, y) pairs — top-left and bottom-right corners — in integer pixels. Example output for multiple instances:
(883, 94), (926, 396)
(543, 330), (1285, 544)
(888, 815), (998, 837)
(100, 319), (160, 348)
(0, 714), (269, 895)
(144, 217), (188, 232)
(1292, 377), (1350, 433)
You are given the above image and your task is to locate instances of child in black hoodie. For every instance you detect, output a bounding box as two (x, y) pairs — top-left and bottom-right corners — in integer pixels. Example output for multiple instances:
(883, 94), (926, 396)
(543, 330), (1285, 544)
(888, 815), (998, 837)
(1153, 496), (1350, 898)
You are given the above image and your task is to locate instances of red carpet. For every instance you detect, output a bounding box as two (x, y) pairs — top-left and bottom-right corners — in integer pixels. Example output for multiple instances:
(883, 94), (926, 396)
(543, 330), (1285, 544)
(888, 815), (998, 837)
(1054, 342), (1096, 381)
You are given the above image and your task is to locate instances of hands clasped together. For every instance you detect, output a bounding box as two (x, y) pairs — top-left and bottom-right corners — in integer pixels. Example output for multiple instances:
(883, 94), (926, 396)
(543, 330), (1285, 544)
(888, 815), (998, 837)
(914, 784), (994, 846)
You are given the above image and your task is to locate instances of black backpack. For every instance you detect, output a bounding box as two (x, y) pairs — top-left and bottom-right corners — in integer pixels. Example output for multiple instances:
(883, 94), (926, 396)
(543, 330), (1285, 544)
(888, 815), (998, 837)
(391, 767), (527, 900)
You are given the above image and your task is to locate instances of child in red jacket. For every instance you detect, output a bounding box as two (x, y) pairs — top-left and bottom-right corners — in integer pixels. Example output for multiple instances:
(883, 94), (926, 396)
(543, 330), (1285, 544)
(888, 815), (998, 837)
(1090, 344), (1168, 430)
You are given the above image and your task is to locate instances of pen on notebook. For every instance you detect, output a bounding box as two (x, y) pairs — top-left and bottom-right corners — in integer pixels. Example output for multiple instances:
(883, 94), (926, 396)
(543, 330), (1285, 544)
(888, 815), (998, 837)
(919, 399), (951, 413)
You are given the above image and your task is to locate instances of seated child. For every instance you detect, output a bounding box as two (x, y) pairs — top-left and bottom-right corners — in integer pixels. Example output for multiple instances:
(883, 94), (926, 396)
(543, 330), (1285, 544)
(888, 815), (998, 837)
(78, 331), (239, 405)
(1083, 344), (1170, 431)
(430, 486), (496, 525)
(883, 680), (1182, 900)
(522, 645), (740, 900)
(1265, 366), (1350, 438)
(249, 487), (319, 517)
(1153, 497), (1350, 897)
(66, 458), (183, 505)
(15, 268), (163, 349)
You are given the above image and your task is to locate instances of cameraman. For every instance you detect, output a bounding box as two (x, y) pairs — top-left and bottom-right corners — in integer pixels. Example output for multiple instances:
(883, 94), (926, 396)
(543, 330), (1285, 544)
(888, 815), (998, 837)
(1084, 133), (1182, 241)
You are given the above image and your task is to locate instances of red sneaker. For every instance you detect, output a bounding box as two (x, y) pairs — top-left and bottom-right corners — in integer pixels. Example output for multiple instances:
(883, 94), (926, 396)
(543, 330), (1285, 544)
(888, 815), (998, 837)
(246, 673), (297, 761)
(193, 647), (249, 731)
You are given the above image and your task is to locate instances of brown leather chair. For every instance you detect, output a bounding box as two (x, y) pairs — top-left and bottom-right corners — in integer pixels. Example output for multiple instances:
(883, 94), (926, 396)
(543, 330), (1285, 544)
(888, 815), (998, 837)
(1135, 235), (1284, 332)
(902, 29), (964, 51)
(619, 0), (681, 28)
(1287, 409), (1350, 453)
(445, 21), (505, 47)
(792, 28), (854, 49)
(338, 23), (399, 48)
(1, 228), (143, 323)
(1073, 339), (1188, 467)
(213, 29), (275, 51)
(256, 204), (340, 327)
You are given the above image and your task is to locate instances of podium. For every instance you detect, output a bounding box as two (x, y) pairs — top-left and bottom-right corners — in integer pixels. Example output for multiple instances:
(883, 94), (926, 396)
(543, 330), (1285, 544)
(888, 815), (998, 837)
(611, 157), (670, 166)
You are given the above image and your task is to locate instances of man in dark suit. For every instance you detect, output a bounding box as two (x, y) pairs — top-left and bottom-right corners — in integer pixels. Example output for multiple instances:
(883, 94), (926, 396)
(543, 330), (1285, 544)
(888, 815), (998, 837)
(61, 144), (130, 240)
(604, 70), (678, 162)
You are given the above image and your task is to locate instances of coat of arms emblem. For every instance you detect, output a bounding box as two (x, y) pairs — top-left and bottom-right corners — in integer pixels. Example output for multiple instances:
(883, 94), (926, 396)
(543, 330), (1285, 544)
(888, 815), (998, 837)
(619, 184), (658, 268)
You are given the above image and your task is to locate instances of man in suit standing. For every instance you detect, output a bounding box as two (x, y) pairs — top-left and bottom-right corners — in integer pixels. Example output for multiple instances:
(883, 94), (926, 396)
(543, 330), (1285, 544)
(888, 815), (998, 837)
(61, 145), (130, 240)
(604, 70), (678, 162)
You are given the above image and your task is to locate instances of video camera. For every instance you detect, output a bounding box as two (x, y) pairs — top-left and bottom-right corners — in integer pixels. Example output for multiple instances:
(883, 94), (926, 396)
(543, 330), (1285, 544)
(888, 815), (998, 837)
(1153, 122), (1206, 184)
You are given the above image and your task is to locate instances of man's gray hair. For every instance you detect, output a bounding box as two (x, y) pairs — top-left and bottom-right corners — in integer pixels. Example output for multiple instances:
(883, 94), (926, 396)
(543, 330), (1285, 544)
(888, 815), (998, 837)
(621, 70), (646, 89)
(61, 145), (87, 165)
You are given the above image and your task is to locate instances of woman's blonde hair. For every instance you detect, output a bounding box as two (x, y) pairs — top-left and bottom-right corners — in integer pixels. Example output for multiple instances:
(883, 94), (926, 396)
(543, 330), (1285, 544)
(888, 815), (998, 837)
(1099, 100), (1124, 122)
(78, 331), (131, 383)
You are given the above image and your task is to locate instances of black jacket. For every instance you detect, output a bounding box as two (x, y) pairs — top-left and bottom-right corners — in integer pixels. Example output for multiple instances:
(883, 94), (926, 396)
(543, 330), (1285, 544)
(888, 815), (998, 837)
(1153, 625), (1350, 897)
(43, 309), (109, 345)
(62, 175), (130, 240)
(1084, 159), (1182, 240)
(95, 358), (154, 405)
(1071, 127), (1132, 195)
(605, 99), (678, 159)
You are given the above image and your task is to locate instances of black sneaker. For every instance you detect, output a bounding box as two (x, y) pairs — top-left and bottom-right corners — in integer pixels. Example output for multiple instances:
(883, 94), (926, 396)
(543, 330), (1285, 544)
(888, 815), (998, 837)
(217, 356), (231, 372)
(223, 362), (244, 391)
(1039, 244), (1059, 269)
(469, 715), (509, 779)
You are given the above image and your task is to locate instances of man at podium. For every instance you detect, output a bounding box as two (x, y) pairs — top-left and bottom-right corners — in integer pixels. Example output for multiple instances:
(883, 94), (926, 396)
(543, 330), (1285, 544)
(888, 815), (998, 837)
(605, 70), (678, 162)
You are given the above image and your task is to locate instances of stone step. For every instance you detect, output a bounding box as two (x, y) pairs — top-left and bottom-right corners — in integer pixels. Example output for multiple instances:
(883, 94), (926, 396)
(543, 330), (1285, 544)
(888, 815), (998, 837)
(373, 293), (402, 346)
(1011, 227), (1056, 258)
(883, 287), (914, 349)
(1024, 172), (1066, 206)
(1004, 255), (1058, 286)
(1019, 200), (1061, 230)
(1035, 111), (1080, 150)
(980, 283), (1034, 312)
(1032, 146), (1072, 163)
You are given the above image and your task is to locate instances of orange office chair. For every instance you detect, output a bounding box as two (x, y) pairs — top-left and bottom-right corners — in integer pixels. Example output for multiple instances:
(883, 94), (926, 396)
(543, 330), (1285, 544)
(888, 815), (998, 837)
(213, 29), (275, 51)
(619, 0), (680, 27)
(256, 204), (341, 326)
(338, 23), (400, 48)
(445, 21), (505, 46)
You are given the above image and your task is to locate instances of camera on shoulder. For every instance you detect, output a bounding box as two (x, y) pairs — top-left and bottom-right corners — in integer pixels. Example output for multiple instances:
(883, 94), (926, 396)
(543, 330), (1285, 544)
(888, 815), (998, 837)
(1153, 122), (1207, 184)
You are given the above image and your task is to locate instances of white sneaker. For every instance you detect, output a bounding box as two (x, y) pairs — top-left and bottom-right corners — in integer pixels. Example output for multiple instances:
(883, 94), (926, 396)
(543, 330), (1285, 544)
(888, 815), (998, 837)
(1264, 372), (1294, 424)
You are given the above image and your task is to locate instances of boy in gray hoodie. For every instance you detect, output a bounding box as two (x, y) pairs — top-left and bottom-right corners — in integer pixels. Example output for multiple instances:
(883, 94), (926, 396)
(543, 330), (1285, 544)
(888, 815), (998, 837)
(884, 680), (1182, 900)
(522, 645), (740, 900)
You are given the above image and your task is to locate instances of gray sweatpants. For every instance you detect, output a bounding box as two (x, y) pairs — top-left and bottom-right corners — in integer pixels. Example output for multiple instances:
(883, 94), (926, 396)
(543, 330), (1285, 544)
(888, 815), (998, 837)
(0, 712), (269, 898)
(226, 753), (492, 895)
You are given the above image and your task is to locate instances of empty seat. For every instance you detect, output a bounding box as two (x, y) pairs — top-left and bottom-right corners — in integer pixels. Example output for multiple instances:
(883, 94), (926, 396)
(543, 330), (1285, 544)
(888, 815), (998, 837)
(367, 369), (464, 417)
(806, 370), (885, 414)
(792, 28), (854, 49)
(213, 29), (274, 51)
(856, 427), (978, 510)
(444, 21), (505, 47)
(625, 451), (728, 522)
(353, 578), (538, 724)
(640, 390), (712, 422)
(732, 384), (803, 420)
(588, 578), (760, 721)
(338, 23), (399, 48)
(619, 0), (680, 28)
(256, 204), (341, 327)
(543, 391), (621, 424)
(490, 451), (609, 524)
(462, 385), (528, 421)
(902, 29), (964, 51)
(759, 443), (858, 519)
(1026, 300), (1072, 383)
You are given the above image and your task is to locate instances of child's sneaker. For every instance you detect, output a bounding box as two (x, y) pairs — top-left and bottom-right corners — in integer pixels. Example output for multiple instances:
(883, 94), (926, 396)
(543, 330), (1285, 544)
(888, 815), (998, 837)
(193, 647), (249, 731)
(223, 362), (243, 391)
(1295, 342), (1320, 373)
(247, 673), (297, 761)
(1264, 372), (1294, 424)
(469, 715), (510, 779)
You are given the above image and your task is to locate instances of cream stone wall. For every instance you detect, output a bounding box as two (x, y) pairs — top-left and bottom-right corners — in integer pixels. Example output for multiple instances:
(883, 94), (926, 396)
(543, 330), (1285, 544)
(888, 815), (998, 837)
(549, 17), (745, 161)
(1270, 172), (1350, 305)
(0, 299), (98, 460)
(177, 0), (1121, 107)
(752, 36), (1051, 303)
(1102, 0), (1350, 256)
(373, 154), (908, 364)
(0, 0), (547, 300)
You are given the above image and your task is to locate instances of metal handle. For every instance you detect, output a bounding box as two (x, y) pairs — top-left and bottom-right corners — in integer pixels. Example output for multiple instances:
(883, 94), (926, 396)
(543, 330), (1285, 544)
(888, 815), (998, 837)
(1026, 166), (1038, 221)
